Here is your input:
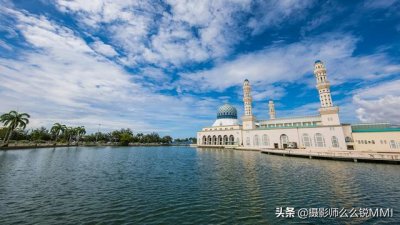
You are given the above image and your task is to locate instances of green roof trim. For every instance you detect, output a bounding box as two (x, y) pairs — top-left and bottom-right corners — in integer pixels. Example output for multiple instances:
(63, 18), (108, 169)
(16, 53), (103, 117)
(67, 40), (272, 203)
(351, 123), (389, 129)
(256, 125), (318, 130)
(352, 128), (400, 133)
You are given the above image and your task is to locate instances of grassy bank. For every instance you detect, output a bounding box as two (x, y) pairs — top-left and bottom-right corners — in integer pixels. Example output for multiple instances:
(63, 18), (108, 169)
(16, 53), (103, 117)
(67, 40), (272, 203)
(0, 142), (190, 150)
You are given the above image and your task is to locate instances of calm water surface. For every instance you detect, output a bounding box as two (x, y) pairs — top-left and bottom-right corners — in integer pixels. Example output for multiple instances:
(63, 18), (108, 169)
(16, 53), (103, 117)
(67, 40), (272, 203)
(0, 146), (399, 224)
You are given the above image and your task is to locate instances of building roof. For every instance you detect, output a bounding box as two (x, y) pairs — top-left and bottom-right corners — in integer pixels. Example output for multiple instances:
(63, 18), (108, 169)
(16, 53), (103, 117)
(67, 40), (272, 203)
(352, 128), (400, 133)
(256, 124), (318, 130)
(217, 103), (237, 119)
(351, 123), (400, 132)
(212, 118), (239, 127)
(258, 115), (321, 124)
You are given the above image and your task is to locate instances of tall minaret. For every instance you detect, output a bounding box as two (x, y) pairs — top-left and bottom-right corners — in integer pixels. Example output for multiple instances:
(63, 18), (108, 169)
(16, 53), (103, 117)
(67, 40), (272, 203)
(243, 79), (252, 116)
(242, 79), (256, 130)
(314, 60), (340, 125)
(314, 60), (333, 108)
(268, 100), (276, 120)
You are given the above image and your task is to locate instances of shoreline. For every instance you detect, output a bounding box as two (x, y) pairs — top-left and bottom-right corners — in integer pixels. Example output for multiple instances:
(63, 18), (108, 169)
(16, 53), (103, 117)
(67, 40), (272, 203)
(4, 144), (399, 164)
(260, 148), (400, 164)
(0, 143), (190, 151)
(193, 145), (400, 164)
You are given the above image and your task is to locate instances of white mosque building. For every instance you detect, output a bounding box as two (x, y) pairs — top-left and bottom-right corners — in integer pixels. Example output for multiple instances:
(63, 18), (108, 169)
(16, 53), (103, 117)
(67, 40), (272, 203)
(197, 60), (365, 151)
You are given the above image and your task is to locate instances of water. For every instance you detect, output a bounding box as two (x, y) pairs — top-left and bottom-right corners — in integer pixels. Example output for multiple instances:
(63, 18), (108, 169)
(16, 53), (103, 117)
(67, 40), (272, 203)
(0, 146), (399, 224)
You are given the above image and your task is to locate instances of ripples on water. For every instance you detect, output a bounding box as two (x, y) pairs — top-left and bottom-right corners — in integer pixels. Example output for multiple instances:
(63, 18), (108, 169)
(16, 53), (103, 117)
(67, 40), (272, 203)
(0, 146), (399, 224)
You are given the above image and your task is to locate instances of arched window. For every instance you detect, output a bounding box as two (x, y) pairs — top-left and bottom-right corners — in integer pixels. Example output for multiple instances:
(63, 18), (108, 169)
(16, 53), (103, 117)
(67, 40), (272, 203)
(229, 135), (235, 145)
(345, 136), (352, 142)
(207, 135), (212, 145)
(246, 137), (250, 146)
(218, 135), (222, 145)
(254, 135), (259, 146)
(223, 135), (228, 145)
(280, 134), (289, 146)
(315, 133), (325, 147)
(212, 135), (217, 145)
(262, 134), (269, 146)
(302, 133), (312, 147)
(331, 136), (339, 148)
(390, 140), (397, 149)
(202, 136), (207, 145)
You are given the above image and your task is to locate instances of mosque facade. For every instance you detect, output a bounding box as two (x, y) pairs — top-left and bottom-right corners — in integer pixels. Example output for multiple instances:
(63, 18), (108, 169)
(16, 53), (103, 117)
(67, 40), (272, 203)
(196, 60), (400, 152)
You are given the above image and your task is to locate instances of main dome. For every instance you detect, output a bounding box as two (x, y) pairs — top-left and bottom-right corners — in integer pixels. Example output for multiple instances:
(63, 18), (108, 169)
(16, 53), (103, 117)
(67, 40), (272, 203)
(217, 104), (237, 119)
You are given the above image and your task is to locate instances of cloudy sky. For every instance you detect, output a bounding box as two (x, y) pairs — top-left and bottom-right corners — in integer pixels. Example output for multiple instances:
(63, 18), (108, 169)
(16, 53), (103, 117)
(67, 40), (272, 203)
(0, 0), (399, 137)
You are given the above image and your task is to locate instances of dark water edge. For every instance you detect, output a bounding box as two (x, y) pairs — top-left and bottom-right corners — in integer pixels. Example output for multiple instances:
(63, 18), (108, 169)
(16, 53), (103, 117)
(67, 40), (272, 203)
(0, 146), (399, 225)
(0, 143), (184, 151)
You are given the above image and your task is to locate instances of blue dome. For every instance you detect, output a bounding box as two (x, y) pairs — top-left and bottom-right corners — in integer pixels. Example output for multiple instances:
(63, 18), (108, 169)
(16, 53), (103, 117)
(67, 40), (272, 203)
(315, 60), (322, 64)
(217, 104), (237, 119)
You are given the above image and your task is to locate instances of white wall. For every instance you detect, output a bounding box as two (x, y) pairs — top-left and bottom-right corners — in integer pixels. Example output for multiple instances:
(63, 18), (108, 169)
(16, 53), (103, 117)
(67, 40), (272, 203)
(197, 129), (243, 146)
(243, 126), (347, 150)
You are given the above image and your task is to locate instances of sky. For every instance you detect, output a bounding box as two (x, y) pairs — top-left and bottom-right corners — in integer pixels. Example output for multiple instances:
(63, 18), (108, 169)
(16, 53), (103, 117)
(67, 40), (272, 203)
(0, 0), (399, 137)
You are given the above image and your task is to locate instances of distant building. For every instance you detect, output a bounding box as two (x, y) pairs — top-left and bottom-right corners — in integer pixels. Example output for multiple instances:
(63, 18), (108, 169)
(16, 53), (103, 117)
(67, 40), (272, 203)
(351, 123), (400, 151)
(197, 60), (400, 152)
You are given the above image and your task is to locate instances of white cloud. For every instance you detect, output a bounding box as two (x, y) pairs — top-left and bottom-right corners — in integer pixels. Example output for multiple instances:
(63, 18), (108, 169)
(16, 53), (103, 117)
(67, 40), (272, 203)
(363, 0), (398, 9)
(177, 34), (400, 92)
(248, 0), (315, 34)
(252, 101), (321, 120)
(52, 0), (317, 67)
(299, 1), (342, 36)
(139, 67), (170, 82)
(0, 8), (219, 136)
(355, 95), (400, 124)
(0, 39), (12, 50)
(353, 79), (400, 124)
(91, 40), (118, 57)
(2, 0), (400, 136)
(252, 86), (285, 101)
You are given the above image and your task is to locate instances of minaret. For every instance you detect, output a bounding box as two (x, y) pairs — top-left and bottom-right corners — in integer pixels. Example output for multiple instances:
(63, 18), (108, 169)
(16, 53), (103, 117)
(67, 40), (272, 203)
(314, 60), (340, 125)
(314, 60), (333, 108)
(243, 79), (252, 116)
(242, 79), (256, 130)
(269, 100), (276, 120)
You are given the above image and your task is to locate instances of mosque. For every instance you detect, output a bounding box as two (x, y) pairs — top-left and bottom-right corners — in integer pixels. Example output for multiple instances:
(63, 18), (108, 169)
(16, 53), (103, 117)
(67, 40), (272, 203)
(196, 60), (400, 152)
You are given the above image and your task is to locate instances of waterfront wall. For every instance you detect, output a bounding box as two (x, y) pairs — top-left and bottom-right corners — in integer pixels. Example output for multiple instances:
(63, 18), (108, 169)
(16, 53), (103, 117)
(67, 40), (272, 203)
(242, 125), (348, 150)
(352, 131), (400, 152)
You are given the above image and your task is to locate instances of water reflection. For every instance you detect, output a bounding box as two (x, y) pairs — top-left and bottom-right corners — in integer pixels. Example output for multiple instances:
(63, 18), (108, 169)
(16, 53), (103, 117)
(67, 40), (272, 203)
(0, 146), (399, 224)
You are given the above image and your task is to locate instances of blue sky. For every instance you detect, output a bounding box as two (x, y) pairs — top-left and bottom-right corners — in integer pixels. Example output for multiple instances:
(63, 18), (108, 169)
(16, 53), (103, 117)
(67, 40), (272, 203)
(0, 0), (399, 137)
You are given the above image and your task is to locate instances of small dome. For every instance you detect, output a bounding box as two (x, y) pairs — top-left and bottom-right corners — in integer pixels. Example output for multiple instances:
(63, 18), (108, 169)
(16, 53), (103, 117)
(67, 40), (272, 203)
(217, 104), (237, 119)
(315, 60), (322, 64)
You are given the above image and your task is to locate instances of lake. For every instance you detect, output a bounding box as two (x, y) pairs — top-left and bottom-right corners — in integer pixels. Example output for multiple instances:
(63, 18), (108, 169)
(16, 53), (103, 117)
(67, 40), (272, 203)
(0, 146), (399, 224)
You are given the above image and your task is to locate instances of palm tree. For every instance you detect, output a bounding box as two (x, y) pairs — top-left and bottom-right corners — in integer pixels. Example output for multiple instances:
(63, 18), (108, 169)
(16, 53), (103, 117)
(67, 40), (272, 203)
(74, 126), (86, 145)
(50, 123), (66, 145)
(136, 133), (144, 143)
(0, 110), (30, 147)
(65, 127), (75, 146)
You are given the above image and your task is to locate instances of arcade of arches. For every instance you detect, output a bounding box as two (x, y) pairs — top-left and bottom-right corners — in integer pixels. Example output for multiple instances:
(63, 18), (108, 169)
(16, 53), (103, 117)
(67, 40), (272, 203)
(202, 135), (237, 145)
(200, 132), (342, 149)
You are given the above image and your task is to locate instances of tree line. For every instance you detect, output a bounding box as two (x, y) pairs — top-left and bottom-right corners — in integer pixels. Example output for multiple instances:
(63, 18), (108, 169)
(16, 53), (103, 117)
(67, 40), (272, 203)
(0, 110), (195, 147)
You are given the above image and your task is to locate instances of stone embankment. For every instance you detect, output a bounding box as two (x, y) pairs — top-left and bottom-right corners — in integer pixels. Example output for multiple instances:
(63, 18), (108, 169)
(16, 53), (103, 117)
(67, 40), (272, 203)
(260, 148), (400, 164)
(192, 145), (400, 164)
(0, 143), (178, 150)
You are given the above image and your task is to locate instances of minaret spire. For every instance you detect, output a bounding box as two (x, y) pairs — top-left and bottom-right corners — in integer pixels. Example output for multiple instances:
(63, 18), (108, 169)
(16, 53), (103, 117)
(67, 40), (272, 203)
(314, 60), (340, 125)
(314, 60), (333, 108)
(269, 100), (276, 120)
(242, 79), (256, 130)
(243, 79), (253, 116)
